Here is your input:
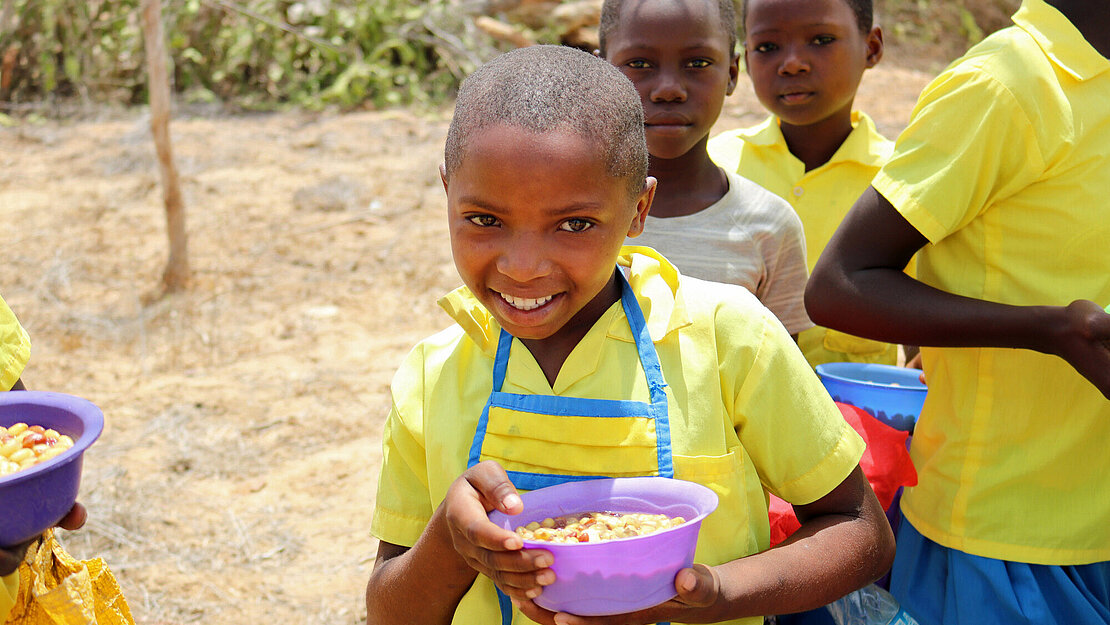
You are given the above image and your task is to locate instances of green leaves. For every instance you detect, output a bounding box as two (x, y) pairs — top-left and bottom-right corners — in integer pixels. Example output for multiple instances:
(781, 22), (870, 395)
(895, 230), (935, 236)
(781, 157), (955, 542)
(0, 0), (505, 110)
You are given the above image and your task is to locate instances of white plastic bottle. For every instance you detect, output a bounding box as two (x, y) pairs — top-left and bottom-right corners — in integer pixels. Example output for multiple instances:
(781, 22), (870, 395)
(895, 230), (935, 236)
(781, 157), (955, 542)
(825, 584), (920, 625)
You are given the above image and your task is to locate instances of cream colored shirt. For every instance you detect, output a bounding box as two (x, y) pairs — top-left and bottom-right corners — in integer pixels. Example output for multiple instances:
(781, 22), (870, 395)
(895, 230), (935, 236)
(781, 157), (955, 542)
(629, 170), (811, 335)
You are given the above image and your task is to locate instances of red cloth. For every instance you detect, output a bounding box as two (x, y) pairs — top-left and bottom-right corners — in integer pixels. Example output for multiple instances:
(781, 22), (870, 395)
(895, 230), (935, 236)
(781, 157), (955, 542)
(767, 402), (917, 547)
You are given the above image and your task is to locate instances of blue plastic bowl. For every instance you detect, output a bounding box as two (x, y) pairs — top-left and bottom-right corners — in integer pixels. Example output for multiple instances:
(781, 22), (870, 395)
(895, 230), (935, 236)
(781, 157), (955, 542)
(0, 391), (103, 546)
(815, 363), (926, 432)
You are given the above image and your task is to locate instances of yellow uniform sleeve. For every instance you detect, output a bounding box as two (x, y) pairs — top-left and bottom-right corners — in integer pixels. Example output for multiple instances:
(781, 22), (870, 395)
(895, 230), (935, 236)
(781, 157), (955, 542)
(1, 570), (18, 622)
(712, 287), (866, 505)
(370, 343), (436, 548)
(0, 296), (30, 391)
(873, 65), (1046, 244)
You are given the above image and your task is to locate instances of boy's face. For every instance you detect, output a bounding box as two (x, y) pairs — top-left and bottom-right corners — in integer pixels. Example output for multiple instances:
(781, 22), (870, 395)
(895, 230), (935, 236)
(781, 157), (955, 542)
(743, 0), (882, 129)
(442, 123), (654, 342)
(603, 0), (740, 160)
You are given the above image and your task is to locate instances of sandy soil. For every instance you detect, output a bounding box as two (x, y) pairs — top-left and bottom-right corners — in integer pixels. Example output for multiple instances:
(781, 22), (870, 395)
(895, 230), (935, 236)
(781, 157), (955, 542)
(1, 60), (934, 624)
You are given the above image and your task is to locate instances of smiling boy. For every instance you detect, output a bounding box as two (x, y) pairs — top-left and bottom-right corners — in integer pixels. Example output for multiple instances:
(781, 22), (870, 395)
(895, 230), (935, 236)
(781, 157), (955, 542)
(708, 0), (904, 368)
(599, 0), (811, 339)
(366, 45), (894, 625)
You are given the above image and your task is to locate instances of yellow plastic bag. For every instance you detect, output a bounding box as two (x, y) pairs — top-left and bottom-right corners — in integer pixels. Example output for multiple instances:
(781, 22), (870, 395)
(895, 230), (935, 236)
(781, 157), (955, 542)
(6, 530), (134, 625)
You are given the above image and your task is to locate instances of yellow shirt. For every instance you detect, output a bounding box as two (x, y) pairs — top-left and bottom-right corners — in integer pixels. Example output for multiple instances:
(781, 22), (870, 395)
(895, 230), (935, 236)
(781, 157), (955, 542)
(708, 113), (899, 367)
(873, 0), (1110, 565)
(1, 571), (17, 622)
(0, 295), (30, 391)
(371, 247), (865, 624)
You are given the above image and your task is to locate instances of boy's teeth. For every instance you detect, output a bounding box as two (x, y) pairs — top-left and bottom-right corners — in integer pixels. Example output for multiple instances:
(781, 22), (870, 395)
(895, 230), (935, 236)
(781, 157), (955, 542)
(500, 293), (553, 311)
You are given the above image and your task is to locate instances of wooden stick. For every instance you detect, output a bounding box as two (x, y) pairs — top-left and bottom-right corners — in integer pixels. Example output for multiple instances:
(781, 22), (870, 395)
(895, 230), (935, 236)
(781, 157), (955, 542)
(140, 0), (189, 293)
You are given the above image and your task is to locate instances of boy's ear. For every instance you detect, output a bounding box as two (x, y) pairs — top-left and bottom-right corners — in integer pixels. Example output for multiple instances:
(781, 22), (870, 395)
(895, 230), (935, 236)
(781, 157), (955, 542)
(439, 163), (450, 194)
(626, 177), (657, 238)
(726, 52), (741, 96)
(865, 26), (884, 68)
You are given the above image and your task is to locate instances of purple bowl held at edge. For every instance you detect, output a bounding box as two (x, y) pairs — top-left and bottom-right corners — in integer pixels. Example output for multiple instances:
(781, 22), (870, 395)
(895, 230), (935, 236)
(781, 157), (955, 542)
(0, 391), (104, 546)
(488, 476), (718, 616)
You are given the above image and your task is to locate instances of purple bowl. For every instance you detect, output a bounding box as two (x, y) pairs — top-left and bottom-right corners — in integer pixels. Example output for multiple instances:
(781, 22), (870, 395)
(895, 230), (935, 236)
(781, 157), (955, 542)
(0, 391), (103, 546)
(488, 477), (718, 616)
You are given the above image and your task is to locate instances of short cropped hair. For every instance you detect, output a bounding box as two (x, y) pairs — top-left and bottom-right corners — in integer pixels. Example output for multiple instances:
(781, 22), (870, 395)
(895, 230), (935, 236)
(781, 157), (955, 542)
(444, 45), (647, 196)
(598, 0), (738, 57)
(741, 0), (873, 34)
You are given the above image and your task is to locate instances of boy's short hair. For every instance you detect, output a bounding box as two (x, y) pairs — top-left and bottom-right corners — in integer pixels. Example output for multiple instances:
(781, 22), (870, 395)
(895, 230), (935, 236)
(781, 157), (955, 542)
(444, 45), (648, 195)
(741, 0), (873, 34)
(598, 0), (738, 57)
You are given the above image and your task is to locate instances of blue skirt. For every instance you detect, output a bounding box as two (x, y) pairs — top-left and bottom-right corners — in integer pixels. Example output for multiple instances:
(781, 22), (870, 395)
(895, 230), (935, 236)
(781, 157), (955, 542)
(890, 519), (1110, 625)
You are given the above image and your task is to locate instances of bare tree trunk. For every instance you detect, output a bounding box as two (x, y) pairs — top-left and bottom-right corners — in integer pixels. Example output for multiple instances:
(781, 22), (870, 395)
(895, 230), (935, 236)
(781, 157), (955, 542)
(140, 0), (188, 293)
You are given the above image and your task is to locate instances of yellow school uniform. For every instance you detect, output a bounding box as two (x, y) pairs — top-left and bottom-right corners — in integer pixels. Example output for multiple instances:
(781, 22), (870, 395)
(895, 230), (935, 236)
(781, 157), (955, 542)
(0, 295), (30, 391)
(873, 0), (1110, 565)
(1, 571), (17, 622)
(1, 295), (30, 619)
(709, 113), (899, 367)
(372, 247), (865, 624)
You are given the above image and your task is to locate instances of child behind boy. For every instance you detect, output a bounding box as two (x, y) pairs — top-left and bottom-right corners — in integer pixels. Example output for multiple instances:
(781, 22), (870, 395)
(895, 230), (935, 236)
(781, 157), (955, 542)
(806, 0), (1110, 622)
(598, 0), (812, 339)
(707, 0), (900, 367)
(366, 45), (894, 625)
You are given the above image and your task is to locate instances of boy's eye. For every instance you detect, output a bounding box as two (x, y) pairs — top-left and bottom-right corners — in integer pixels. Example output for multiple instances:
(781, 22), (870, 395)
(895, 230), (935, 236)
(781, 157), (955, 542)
(752, 42), (777, 53)
(813, 35), (836, 45)
(467, 214), (500, 227)
(559, 218), (594, 233)
(687, 58), (712, 69)
(625, 59), (651, 70)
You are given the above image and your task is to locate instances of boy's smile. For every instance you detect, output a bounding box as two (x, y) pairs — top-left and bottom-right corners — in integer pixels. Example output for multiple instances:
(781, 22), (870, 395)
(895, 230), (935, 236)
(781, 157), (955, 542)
(603, 0), (739, 161)
(442, 123), (653, 347)
(744, 0), (881, 131)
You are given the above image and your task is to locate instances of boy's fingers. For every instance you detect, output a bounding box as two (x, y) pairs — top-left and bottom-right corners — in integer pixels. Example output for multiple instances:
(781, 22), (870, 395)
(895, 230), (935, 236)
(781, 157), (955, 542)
(467, 460), (523, 514)
(674, 564), (720, 607)
(57, 502), (87, 531)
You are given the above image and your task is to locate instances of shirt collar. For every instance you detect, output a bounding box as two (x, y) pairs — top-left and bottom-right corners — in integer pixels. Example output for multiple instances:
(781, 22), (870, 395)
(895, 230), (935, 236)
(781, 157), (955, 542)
(738, 111), (892, 166)
(437, 247), (692, 355)
(1012, 0), (1110, 81)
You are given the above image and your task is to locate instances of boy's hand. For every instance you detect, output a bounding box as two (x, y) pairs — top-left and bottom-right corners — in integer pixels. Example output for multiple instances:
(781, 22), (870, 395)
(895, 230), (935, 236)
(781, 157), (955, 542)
(514, 563), (722, 625)
(1053, 300), (1110, 399)
(0, 502), (87, 576)
(442, 461), (556, 602)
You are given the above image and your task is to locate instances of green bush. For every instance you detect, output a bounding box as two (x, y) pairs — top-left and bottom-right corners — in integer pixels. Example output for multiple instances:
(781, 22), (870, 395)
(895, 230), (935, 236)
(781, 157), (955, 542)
(0, 0), (502, 110)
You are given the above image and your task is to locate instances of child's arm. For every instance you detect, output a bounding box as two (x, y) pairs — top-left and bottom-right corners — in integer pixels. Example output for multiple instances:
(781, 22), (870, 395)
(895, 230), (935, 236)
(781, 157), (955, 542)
(805, 187), (1110, 398)
(515, 466), (893, 624)
(366, 461), (556, 624)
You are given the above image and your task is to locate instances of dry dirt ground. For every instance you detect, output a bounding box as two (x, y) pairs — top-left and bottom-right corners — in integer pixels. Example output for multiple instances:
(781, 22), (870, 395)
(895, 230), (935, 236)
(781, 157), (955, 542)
(1, 60), (934, 624)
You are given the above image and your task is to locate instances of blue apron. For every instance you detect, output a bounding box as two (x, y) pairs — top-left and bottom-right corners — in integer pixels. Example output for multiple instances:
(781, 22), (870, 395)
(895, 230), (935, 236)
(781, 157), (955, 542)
(466, 271), (674, 624)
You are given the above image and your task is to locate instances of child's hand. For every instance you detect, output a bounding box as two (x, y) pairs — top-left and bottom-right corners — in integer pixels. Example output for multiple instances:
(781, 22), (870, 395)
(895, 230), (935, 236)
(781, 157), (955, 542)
(442, 461), (556, 602)
(1053, 300), (1110, 399)
(514, 563), (722, 625)
(0, 502), (86, 576)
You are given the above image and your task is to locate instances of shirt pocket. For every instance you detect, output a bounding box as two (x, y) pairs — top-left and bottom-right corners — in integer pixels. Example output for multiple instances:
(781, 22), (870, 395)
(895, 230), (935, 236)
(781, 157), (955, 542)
(673, 447), (762, 563)
(480, 406), (663, 478)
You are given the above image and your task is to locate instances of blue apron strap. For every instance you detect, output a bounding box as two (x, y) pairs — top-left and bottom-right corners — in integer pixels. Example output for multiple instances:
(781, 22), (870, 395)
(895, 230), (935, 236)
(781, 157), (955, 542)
(467, 330), (513, 470)
(618, 271), (674, 479)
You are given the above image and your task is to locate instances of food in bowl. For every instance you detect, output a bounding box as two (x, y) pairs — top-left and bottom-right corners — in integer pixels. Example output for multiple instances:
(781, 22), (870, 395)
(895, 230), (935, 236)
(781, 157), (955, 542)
(0, 391), (104, 546)
(515, 511), (686, 543)
(1, 423), (76, 476)
(487, 476), (718, 616)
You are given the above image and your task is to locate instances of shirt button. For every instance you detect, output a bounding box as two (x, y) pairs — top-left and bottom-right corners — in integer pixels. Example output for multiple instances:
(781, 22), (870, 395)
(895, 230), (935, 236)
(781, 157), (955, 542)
(793, 186), (804, 197)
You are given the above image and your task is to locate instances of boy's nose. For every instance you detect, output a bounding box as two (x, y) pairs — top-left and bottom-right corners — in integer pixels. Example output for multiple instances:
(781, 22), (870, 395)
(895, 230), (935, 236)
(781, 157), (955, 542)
(649, 72), (686, 103)
(778, 50), (809, 75)
(495, 237), (552, 282)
